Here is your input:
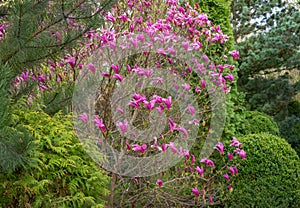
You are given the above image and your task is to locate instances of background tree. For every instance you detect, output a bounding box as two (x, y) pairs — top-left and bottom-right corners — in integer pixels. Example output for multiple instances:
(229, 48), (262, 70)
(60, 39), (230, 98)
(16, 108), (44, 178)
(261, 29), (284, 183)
(231, 0), (300, 122)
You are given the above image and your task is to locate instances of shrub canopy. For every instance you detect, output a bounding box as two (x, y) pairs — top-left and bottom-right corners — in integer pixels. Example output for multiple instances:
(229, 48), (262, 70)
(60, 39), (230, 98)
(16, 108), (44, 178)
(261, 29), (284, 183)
(225, 133), (300, 208)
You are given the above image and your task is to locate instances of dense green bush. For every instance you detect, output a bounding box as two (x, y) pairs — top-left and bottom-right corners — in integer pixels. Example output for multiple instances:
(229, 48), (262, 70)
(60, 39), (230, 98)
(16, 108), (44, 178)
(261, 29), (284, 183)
(225, 133), (300, 208)
(279, 116), (300, 156)
(0, 110), (109, 208)
(238, 110), (279, 136)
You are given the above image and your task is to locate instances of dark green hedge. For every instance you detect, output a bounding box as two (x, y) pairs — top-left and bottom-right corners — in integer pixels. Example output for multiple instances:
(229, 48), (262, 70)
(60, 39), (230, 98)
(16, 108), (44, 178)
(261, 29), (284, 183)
(225, 133), (300, 208)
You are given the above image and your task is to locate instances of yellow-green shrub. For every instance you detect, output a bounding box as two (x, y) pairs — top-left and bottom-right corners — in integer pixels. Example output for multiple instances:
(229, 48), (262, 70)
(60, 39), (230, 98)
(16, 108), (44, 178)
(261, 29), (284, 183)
(0, 110), (109, 208)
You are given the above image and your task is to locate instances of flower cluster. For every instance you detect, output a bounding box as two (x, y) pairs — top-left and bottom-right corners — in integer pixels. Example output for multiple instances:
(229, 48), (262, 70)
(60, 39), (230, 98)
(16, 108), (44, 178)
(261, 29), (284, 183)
(8, 0), (243, 206)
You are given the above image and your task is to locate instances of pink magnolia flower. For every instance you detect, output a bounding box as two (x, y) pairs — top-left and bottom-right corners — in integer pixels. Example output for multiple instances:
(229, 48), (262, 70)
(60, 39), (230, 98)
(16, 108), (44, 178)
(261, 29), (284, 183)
(152, 77), (163, 84)
(167, 142), (178, 154)
(174, 83), (179, 91)
(229, 50), (239, 59)
(182, 83), (191, 91)
(230, 137), (242, 147)
(187, 104), (195, 115)
(223, 173), (230, 181)
(209, 196), (213, 204)
(229, 167), (235, 176)
(202, 54), (209, 62)
(102, 72), (110, 78)
(191, 154), (195, 164)
(214, 141), (224, 154)
(20, 71), (29, 82)
(78, 112), (88, 123)
(66, 57), (76, 68)
(161, 143), (167, 152)
(163, 96), (172, 109)
(200, 158), (215, 167)
(201, 80), (206, 89)
(129, 37), (138, 48)
(192, 188), (199, 197)
(132, 144), (147, 153)
(168, 117), (177, 131)
(167, 46), (176, 56)
(38, 74), (46, 83)
(156, 179), (163, 187)
(132, 93), (146, 102)
(105, 13), (115, 22)
(116, 120), (128, 134)
(239, 150), (246, 159)
(86, 63), (96, 73)
(217, 64), (224, 73)
(182, 41), (189, 50)
(157, 48), (167, 56)
(195, 166), (204, 176)
(111, 64), (119, 73)
(125, 141), (131, 150)
(127, 64), (131, 72)
(151, 137), (162, 151)
(228, 152), (233, 161)
(93, 116), (106, 132)
(128, 100), (140, 108)
(117, 107), (124, 114)
(189, 118), (199, 126)
(113, 74), (123, 82)
(179, 147), (190, 158)
(234, 166), (239, 174)
(225, 74), (234, 82)
(156, 106), (164, 115)
(191, 41), (202, 50)
(118, 14), (128, 22)
(174, 126), (188, 138)
(38, 85), (47, 91)
(152, 95), (163, 103)
(143, 100), (156, 110)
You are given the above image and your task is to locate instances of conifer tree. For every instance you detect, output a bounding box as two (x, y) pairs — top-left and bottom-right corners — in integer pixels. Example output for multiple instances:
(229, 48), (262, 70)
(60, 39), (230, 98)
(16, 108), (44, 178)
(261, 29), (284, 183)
(231, 0), (300, 121)
(0, 0), (114, 173)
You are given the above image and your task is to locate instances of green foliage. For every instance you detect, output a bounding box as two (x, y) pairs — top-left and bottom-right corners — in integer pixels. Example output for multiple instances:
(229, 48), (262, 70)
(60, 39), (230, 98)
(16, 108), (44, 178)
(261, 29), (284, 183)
(0, 64), (35, 173)
(41, 82), (75, 116)
(222, 89), (246, 140)
(0, 0), (115, 174)
(242, 73), (299, 121)
(191, 0), (246, 141)
(279, 116), (300, 156)
(239, 110), (279, 136)
(0, 110), (109, 207)
(225, 133), (300, 208)
(288, 100), (300, 117)
(232, 0), (300, 121)
(193, 0), (234, 50)
(0, 0), (112, 74)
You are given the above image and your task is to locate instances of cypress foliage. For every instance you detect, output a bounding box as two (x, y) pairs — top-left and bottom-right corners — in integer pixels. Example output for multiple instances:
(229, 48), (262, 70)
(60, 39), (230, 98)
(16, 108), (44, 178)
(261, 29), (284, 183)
(191, 0), (246, 140)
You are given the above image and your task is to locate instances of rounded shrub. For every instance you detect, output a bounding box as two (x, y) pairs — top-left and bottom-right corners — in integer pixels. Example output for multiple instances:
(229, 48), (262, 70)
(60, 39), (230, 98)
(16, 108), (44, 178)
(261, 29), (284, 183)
(240, 110), (279, 136)
(279, 116), (300, 156)
(225, 133), (300, 208)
